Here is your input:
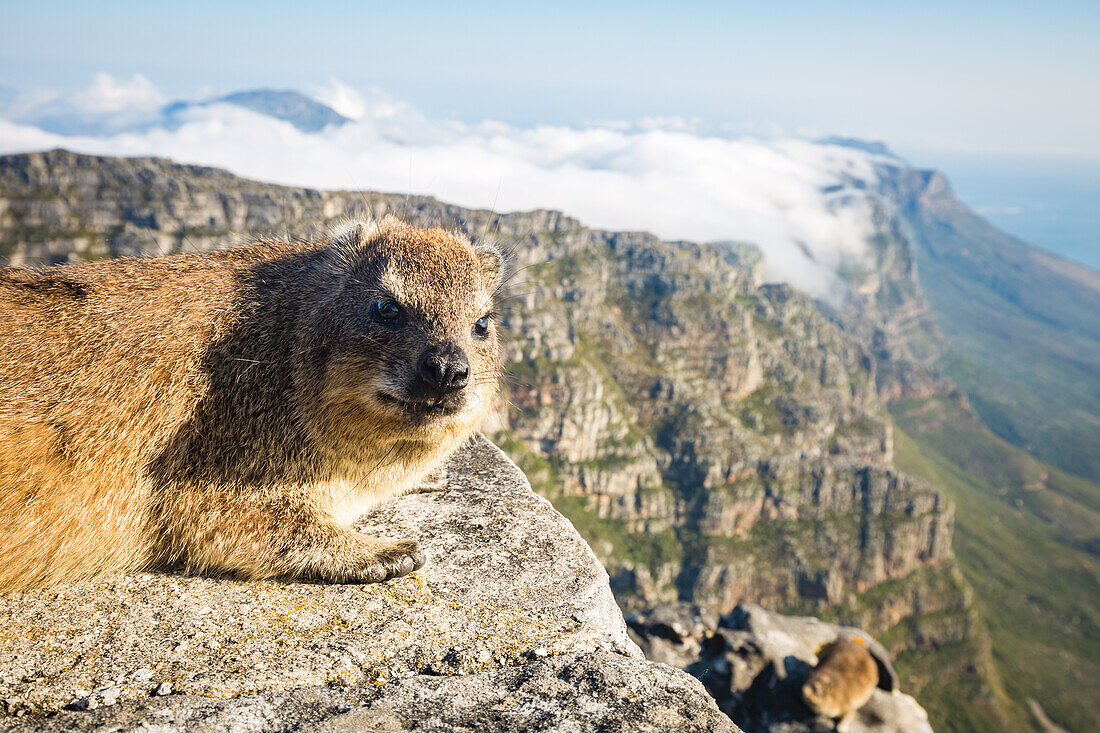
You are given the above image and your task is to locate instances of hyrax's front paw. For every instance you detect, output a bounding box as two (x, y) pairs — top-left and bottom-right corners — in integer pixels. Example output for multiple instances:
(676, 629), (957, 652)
(339, 538), (424, 583)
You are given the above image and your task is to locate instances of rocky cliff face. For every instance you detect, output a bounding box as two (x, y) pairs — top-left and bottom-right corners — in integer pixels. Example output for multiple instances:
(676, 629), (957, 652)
(490, 219), (955, 622)
(0, 150), (972, 723)
(818, 189), (954, 403)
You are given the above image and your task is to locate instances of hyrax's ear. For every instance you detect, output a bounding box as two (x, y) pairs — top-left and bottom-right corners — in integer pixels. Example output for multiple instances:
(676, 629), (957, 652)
(326, 219), (385, 270)
(472, 239), (505, 293)
(330, 219), (381, 248)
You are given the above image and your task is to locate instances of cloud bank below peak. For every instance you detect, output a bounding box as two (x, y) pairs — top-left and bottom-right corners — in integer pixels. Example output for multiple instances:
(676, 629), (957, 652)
(0, 75), (898, 297)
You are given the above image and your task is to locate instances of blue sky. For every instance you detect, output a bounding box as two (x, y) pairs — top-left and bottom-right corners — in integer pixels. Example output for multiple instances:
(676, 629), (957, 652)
(3, 0), (1099, 158)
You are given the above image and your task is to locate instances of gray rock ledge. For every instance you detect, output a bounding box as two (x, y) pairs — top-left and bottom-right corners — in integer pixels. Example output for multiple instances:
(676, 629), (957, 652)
(0, 436), (737, 732)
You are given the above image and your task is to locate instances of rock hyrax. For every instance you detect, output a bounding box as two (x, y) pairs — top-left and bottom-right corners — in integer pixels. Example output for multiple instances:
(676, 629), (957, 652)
(802, 638), (879, 732)
(0, 216), (503, 590)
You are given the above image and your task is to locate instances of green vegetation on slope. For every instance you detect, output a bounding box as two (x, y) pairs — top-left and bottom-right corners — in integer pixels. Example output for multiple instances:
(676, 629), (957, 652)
(901, 176), (1100, 484)
(892, 393), (1100, 553)
(891, 621), (1021, 733)
(891, 397), (1100, 733)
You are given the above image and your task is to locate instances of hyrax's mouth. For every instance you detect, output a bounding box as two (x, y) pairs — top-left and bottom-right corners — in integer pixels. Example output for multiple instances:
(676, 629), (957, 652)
(376, 391), (463, 421)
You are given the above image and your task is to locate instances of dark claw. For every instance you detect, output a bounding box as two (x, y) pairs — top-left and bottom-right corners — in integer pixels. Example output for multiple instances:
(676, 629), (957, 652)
(366, 565), (386, 583)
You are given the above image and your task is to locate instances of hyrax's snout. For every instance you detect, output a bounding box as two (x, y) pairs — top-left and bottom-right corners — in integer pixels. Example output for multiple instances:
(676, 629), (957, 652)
(417, 345), (470, 396)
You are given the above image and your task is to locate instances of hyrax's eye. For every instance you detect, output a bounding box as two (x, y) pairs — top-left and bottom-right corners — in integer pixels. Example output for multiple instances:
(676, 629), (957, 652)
(371, 298), (403, 323)
(473, 315), (491, 338)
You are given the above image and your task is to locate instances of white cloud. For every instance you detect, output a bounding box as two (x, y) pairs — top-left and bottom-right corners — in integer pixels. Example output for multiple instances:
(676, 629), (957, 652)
(309, 78), (367, 121)
(2, 73), (164, 134)
(70, 72), (164, 113)
(0, 75), (895, 297)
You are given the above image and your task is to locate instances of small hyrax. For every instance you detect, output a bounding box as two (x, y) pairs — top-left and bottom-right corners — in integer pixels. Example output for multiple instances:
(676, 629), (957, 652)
(802, 638), (880, 732)
(0, 216), (503, 590)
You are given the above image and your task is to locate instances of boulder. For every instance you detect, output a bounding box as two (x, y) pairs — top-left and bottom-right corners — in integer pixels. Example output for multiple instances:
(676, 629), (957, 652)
(0, 437), (736, 732)
(629, 603), (932, 733)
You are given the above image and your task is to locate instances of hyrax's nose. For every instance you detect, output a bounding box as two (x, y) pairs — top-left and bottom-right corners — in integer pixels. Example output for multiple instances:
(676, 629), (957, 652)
(418, 347), (470, 395)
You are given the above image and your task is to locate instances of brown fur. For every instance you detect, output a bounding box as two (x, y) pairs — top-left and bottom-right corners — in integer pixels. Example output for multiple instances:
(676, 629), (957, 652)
(802, 638), (879, 731)
(0, 216), (503, 590)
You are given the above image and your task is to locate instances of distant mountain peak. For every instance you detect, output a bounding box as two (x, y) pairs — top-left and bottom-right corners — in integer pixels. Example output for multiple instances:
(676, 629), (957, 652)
(165, 89), (350, 133)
